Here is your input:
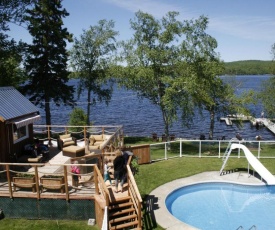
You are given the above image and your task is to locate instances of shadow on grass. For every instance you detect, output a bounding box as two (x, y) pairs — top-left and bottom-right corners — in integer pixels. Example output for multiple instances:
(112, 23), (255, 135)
(142, 194), (160, 230)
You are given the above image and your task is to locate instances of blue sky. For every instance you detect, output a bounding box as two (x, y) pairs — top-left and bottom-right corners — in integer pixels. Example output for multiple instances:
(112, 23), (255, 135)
(8, 0), (275, 62)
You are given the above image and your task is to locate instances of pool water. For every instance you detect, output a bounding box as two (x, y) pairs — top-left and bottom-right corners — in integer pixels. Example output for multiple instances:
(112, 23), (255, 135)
(166, 183), (275, 230)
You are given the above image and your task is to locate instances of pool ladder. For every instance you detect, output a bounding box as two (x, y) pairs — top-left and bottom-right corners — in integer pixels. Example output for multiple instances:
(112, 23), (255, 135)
(236, 225), (257, 230)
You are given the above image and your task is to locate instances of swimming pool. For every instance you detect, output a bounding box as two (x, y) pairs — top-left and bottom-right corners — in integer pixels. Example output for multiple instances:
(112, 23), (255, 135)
(166, 182), (275, 230)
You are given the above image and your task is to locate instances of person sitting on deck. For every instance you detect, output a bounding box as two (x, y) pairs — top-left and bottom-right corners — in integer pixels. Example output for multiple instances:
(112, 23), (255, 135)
(236, 133), (243, 141)
(256, 135), (263, 141)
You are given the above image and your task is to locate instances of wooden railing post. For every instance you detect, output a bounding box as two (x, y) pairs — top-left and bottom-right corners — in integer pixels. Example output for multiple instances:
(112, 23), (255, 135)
(94, 165), (99, 194)
(47, 126), (51, 145)
(64, 166), (69, 201)
(34, 166), (40, 200)
(84, 126), (87, 143)
(6, 165), (13, 198)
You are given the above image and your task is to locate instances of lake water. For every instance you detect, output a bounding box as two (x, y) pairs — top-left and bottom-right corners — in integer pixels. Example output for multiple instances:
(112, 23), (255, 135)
(37, 75), (275, 140)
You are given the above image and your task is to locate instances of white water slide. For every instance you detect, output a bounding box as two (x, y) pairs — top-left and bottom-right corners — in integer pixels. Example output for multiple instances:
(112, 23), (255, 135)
(220, 143), (275, 185)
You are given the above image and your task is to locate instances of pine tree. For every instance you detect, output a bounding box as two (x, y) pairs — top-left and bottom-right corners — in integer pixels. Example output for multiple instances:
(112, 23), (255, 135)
(24, 0), (74, 126)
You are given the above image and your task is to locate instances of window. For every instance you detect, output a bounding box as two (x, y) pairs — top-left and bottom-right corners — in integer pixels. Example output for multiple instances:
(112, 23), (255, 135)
(13, 125), (29, 143)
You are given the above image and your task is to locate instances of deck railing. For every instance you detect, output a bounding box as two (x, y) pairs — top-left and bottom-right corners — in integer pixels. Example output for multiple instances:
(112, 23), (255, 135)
(33, 124), (124, 149)
(0, 162), (99, 200)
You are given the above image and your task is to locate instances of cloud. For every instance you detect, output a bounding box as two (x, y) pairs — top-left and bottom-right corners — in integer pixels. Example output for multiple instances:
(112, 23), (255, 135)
(105, 0), (275, 43)
(209, 15), (275, 42)
(105, 0), (192, 19)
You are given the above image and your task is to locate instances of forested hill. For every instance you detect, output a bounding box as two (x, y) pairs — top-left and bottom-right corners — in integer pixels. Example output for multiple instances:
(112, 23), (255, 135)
(224, 60), (273, 75)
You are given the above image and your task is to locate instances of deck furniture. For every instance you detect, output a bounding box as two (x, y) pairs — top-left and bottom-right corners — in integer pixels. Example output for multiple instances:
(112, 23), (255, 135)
(57, 134), (77, 150)
(62, 145), (85, 158)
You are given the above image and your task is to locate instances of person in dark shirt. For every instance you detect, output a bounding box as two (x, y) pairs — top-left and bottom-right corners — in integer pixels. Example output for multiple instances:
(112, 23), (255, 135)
(236, 133), (242, 141)
(113, 153), (126, 193)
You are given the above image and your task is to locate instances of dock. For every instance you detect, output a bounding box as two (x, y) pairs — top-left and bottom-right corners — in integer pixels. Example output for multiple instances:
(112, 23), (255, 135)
(220, 115), (275, 136)
(220, 114), (253, 125)
(258, 118), (275, 135)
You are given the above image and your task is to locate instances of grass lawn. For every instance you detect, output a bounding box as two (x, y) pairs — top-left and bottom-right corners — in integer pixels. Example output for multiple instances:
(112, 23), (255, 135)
(2, 137), (275, 229)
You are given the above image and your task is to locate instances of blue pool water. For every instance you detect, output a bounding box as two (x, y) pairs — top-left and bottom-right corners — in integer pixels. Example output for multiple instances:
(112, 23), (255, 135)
(166, 183), (275, 230)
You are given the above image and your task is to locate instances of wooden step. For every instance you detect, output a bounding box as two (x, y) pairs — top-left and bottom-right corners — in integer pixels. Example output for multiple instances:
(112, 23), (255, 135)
(109, 220), (139, 230)
(110, 196), (131, 204)
(110, 207), (135, 217)
(109, 201), (133, 211)
(109, 213), (137, 224)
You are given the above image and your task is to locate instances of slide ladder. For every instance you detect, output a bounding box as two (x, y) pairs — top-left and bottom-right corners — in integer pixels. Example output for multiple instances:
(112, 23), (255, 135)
(220, 138), (238, 175)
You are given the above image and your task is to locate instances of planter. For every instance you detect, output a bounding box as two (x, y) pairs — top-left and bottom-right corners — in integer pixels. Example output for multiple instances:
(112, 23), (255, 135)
(40, 176), (65, 193)
(13, 176), (36, 192)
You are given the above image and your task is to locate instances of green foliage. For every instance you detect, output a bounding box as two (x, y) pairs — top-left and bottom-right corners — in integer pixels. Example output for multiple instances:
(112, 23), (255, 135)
(130, 156), (139, 175)
(117, 11), (225, 138)
(224, 60), (273, 75)
(0, 33), (27, 87)
(68, 108), (88, 132)
(257, 76), (275, 118)
(15, 173), (34, 178)
(0, 0), (34, 31)
(70, 20), (119, 125)
(23, 0), (74, 125)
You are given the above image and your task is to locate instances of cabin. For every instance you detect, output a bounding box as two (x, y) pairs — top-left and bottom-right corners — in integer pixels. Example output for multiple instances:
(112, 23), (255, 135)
(0, 87), (40, 162)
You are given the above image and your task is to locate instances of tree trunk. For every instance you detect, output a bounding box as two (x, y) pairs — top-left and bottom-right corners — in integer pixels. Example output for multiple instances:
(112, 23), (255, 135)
(86, 88), (91, 125)
(44, 96), (52, 145)
(45, 96), (51, 126)
(161, 108), (170, 139)
(209, 109), (215, 140)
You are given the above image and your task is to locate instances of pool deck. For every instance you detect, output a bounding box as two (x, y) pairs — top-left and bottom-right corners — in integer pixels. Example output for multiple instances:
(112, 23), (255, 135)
(149, 170), (266, 230)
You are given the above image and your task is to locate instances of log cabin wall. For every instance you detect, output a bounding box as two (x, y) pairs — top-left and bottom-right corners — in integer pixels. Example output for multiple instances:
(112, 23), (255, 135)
(1, 123), (34, 163)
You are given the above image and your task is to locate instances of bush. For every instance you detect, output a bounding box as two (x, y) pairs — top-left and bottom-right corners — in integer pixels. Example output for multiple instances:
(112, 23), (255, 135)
(68, 108), (88, 132)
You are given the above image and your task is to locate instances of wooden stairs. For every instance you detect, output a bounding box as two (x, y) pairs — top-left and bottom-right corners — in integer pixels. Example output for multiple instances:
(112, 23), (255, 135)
(109, 196), (140, 230)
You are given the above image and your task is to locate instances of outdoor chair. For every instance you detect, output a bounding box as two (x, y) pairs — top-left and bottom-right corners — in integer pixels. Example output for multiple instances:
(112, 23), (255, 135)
(57, 133), (77, 150)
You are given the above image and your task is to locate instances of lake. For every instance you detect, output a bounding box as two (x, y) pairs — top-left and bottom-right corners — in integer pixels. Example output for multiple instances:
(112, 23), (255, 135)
(37, 75), (275, 140)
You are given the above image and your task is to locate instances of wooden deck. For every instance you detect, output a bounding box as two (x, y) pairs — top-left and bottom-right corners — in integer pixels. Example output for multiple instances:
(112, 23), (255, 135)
(0, 142), (129, 201)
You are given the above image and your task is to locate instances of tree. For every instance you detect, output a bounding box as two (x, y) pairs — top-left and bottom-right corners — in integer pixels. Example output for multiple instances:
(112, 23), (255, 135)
(0, 33), (27, 87)
(23, 0), (74, 126)
(70, 20), (119, 125)
(118, 11), (226, 137)
(257, 44), (275, 118)
(0, 0), (33, 88)
(68, 108), (88, 132)
(0, 0), (34, 31)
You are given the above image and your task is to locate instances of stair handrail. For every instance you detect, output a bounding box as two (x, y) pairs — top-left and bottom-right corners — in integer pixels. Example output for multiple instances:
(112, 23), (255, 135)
(94, 165), (110, 207)
(127, 156), (143, 229)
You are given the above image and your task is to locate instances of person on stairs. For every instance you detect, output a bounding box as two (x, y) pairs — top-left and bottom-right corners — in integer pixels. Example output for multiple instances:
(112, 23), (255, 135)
(113, 151), (126, 193)
(104, 158), (112, 186)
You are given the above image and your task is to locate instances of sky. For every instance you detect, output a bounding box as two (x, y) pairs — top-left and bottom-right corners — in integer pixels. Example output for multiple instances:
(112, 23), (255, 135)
(7, 0), (275, 62)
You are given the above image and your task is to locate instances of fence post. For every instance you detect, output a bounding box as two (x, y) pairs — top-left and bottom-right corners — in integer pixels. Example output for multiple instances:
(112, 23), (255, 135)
(165, 143), (167, 160)
(218, 141), (221, 158)
(199, 141), (201, 158)
(238, 141), (241, 158)
(180, 139), (182, 157)
(258, 142), (261, 158)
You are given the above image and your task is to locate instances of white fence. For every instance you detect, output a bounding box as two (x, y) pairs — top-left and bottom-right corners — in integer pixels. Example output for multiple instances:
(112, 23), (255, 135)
(149, 139), (275, 161)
